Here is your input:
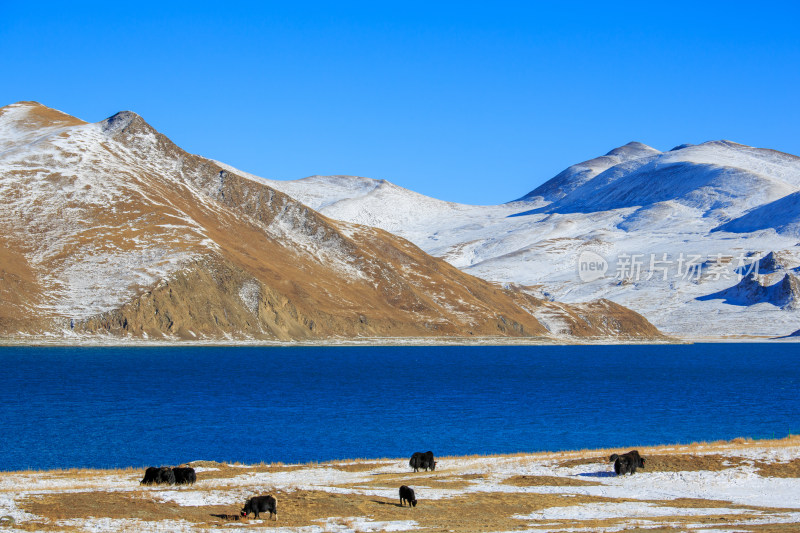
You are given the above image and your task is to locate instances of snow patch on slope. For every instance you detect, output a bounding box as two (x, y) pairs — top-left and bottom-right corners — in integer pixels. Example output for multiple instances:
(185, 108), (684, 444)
(235, 139), (800, 338)
(0, 104), (220, 320)
(715, 189), (800, 237)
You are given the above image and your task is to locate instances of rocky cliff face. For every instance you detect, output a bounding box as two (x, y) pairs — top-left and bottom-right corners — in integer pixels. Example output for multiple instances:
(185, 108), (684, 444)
(0, 102), (662, 341)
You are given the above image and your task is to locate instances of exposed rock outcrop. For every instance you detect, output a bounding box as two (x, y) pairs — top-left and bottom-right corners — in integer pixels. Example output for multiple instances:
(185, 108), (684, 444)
(698, 269), (800, 311)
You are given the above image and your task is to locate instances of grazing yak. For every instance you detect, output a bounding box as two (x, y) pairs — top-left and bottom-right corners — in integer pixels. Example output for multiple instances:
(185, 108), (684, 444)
(140, 466), (176, 485)
(609, 450), (645, 475)
(409, 451), (436, 472)
(140, 467), (159, 485)
(156, 466), (176, 484)
(399, 485), (417, 507)
(173, 467), (196, 485)
(241, 495), (278, 521)
(141, 466), (196, 485)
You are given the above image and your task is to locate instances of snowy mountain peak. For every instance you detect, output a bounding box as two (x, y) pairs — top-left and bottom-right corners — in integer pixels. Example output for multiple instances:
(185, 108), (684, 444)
(604, 141), (660, 159)
(669, 143), (694, 152)
(523, 138), (800, 228)
(100, 110), (142, 135)
(516, 141), (660, 203)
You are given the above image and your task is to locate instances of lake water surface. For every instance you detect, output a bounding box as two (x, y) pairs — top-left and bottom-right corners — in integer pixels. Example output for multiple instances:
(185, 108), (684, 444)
(0, 344), (798, 471)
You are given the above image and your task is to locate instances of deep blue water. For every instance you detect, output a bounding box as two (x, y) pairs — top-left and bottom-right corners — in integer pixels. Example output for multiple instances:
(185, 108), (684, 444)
(0, 344), (798, 471)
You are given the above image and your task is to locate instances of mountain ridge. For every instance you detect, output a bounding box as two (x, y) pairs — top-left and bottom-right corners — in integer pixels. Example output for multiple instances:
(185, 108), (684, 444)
(515, 141), (662, 203)
(0, 101), (661, 341)
(252, 137), (800, 338)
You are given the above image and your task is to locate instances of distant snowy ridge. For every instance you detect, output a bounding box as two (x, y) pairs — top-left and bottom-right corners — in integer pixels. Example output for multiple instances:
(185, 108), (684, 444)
(242, 139), (800, 338)
(516, 141), (661, 202)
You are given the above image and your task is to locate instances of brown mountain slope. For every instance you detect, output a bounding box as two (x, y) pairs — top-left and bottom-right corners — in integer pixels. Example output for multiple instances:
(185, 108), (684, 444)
(0, 102), (662, 341)
(0, 233), (47, 333)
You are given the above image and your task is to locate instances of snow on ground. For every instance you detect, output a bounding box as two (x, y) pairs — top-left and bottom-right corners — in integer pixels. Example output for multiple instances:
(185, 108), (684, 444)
(152, 488), (248, 507)
(0, 493), (38, 524)
(309, 517), (421, 532)
(217, 518), (421, 533)
(2, 440), (799, 532)
(55, 517), (197, 532)
(515, 502), (757, 520)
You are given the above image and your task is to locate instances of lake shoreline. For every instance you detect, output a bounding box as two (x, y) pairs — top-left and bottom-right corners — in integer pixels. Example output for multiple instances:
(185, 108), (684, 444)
(3, 331), (800, 347)
(0, 336), (764, 347)
(2, 435), (798, 475)
(3, 436), (799, 532)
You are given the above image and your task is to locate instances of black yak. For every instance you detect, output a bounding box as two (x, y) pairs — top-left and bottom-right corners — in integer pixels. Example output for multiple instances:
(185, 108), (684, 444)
(610, 450), (645, 475)
(173, 467), (196, 485)
(409, 451), (436, 472)
(156, 466), (176, 484)
(140, 467), (159, 485)
(241, 495), (278, 520)
(399, 485), (417, 507)
(140, 466), (175, 485)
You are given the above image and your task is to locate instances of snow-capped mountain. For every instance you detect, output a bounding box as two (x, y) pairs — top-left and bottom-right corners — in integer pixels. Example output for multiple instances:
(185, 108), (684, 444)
(0, 102), (661, 341)
(258, 140), (800, 339)
(516, 141), (661, 203)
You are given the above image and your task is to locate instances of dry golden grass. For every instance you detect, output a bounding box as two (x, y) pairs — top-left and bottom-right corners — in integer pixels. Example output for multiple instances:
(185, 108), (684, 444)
(503, 474), (603, 487)
(14, 489), (620, 532)
(4, 436), (800, 532)
(188, 462), (309, 482)
(644, 454), (751, 472)
(0, 466), (138, 479)
(327, 461), (394, 473)
(23, 490), (193, 522)
(754, 458), (800, 478)
(558, 453), (752, 473)
(342, 473), (487, 491)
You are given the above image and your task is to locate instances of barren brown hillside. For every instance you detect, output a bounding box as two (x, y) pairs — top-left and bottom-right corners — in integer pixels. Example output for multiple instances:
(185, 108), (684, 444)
(0, 102), (663, 341)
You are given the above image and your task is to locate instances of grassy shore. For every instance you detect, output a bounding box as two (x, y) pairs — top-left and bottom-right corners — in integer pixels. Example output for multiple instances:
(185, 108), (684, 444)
(2, 436), (799, 532)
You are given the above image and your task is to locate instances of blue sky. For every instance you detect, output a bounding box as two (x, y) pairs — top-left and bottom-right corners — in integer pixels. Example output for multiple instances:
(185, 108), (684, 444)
(3, 1), (799, 204)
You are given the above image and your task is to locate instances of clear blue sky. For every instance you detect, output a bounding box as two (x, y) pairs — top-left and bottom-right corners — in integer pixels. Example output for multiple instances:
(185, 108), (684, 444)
(3, 1), (799, 204)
